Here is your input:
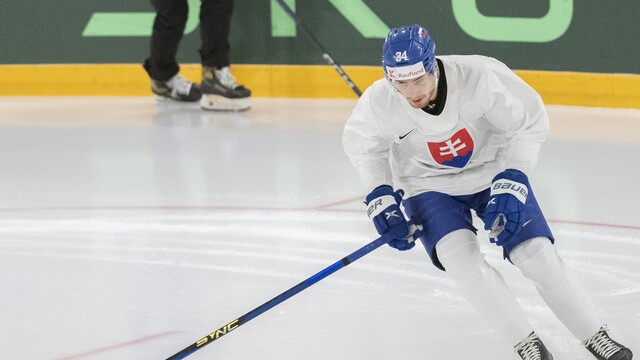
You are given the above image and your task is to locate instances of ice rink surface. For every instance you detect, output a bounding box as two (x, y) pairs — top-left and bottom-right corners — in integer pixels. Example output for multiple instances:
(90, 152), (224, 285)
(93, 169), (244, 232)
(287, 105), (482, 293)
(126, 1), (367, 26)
(1, 97), (639, 359)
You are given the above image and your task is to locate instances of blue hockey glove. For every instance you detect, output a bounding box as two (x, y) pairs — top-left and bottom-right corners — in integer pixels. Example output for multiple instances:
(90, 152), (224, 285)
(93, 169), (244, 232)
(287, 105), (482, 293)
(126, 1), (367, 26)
(388, 221), (424, 251)
(365, 185), (411, 249)
(483, 169), (531, 246)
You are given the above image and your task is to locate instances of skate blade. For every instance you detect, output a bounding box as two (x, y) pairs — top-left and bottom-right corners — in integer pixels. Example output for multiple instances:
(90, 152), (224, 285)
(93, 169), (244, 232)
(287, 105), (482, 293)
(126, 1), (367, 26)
(200, 94), (251, 111)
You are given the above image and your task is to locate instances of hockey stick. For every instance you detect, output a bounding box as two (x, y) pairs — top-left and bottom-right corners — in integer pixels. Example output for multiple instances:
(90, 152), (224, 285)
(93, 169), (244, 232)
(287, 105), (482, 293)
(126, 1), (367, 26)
(165, 232), (395, 359)
(273, 0), (363, 97)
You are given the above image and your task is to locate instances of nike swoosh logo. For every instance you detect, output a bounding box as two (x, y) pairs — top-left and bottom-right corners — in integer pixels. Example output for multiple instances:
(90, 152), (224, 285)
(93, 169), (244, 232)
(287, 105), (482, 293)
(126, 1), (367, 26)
(399, 128), (415, 140)
(522, 219), (533, 227)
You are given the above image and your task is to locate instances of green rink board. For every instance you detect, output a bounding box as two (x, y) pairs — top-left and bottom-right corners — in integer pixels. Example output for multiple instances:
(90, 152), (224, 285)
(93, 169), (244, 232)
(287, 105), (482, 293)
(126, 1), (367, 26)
(1, 0), (638, 74)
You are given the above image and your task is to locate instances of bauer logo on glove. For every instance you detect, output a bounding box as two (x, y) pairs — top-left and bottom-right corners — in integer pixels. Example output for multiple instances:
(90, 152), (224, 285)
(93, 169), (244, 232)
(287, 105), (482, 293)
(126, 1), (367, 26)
(491, 179), (528, 203)
(365, 185), (411, 245)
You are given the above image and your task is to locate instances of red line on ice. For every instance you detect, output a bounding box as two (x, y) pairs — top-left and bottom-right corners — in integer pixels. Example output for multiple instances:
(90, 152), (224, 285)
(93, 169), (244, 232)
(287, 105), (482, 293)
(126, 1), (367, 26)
(55, 331), (178, 360)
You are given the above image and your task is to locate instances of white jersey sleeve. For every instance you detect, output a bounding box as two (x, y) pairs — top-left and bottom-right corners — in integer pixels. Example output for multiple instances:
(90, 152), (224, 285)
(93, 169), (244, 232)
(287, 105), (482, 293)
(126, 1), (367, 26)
(343, 86), (394, 192)
(481, 58), (549, 174)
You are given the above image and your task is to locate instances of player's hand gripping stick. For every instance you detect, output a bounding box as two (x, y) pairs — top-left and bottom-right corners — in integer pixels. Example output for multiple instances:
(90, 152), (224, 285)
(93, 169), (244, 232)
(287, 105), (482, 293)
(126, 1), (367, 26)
(365, 185), (418, 250)
(484, 169), (531, 246)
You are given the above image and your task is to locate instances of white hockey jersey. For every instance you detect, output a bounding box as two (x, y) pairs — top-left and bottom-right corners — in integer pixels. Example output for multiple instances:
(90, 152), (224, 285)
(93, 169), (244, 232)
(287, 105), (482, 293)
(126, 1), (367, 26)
(343, 55), (549, 197)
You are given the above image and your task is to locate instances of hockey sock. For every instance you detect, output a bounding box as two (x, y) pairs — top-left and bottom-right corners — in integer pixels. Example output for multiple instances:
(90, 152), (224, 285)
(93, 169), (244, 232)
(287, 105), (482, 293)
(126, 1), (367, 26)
(436, 229), (533, 346)
(510, 237), (601, 341)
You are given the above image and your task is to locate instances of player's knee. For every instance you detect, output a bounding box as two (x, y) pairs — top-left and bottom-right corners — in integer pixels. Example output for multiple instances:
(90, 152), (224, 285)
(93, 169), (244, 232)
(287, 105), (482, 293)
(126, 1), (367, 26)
(435, 229), (484, 280)
(510, 237), (563, 286)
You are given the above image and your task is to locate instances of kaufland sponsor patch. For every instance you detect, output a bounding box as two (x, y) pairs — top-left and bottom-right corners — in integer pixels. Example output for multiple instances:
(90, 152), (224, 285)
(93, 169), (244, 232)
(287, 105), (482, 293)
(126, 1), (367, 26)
(386, 61), (426, 81)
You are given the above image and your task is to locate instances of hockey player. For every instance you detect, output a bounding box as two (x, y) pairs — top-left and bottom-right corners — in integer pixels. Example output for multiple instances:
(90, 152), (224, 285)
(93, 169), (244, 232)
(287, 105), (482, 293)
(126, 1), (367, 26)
(343, 24), (633, 360)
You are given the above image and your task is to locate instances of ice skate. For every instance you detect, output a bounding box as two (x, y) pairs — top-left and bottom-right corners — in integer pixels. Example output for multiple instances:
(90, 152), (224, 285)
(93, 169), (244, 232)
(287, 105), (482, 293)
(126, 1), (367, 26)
(151, 74), (202, 102)
(515, 332), (553, 360)
(584, 326), (633, 360)
(200, 66), (251, 111)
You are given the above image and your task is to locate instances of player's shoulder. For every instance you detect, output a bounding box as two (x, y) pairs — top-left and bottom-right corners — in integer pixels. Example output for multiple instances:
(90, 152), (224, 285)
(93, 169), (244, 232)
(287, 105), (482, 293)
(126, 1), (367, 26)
(352, 78), (405, 123)
(440, 55), (515, 91)
(439, 55), (511, 77)
(360, 78), (398, 104)
(365, 77), (393, 95)
(439, 54), (507, 69)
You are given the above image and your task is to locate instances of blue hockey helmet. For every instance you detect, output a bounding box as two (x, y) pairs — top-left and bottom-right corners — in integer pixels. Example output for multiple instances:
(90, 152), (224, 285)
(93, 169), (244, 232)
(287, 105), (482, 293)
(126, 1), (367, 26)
(382, 24), (436, 81)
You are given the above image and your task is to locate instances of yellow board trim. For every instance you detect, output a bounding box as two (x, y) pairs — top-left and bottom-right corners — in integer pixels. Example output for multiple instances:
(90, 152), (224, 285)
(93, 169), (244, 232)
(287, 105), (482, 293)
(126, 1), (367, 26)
(0, 64), (638, 109)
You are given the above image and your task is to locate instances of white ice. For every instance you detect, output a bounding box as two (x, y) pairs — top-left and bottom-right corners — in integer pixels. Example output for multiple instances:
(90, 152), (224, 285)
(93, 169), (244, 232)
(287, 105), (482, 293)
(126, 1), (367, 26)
(0, 97), (639, 359)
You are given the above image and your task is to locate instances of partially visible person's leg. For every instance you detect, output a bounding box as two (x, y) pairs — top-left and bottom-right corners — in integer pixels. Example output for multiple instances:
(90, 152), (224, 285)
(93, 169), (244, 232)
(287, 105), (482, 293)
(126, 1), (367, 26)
(199, 0), (251, 111)
(144, 0), (188, 80)
(199, 0), (233, 69)
(143, 0), (202, 101)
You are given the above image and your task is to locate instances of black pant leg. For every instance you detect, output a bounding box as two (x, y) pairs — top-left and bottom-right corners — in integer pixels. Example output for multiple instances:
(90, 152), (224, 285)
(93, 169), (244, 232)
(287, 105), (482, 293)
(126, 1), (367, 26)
(143, 0), (189, 81)
(199, 0), (233, 68)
